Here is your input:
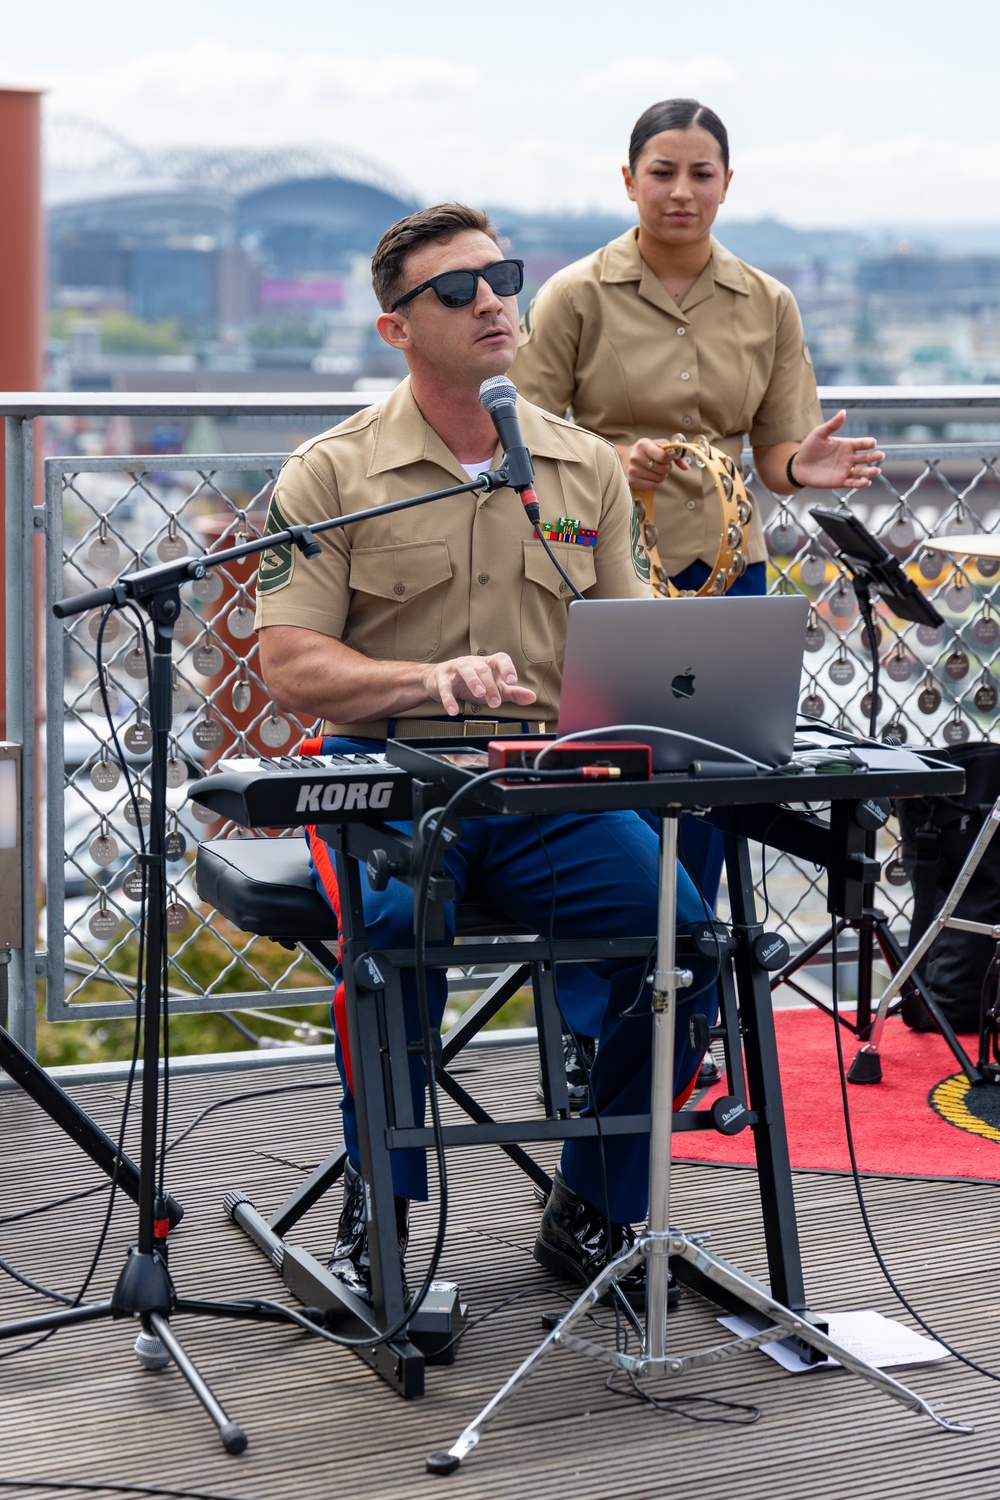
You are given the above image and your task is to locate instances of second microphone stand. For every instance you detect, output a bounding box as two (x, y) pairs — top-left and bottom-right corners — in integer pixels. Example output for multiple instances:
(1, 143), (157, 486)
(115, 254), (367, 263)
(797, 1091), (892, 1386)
(0, 466), (508, 1451)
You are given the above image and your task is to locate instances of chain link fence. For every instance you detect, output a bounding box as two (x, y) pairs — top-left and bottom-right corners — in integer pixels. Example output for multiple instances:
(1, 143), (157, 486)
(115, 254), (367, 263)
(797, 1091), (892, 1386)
(45, 453), (323, 1022)
(38, 438), (1000, 1023)
(746, 444), (999, 982)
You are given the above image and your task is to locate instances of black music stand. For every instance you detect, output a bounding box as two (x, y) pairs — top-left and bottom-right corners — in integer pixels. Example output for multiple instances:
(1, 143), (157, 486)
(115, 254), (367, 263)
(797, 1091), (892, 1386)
(768, 505), (981, 1085)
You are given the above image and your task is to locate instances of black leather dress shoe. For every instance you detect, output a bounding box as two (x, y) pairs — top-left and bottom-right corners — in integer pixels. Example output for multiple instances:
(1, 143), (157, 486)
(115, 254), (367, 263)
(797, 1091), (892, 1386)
(533, 1168), (678, 1309)
(328, 1159), (410, 1305)
(536, 1033), (597, 1112)
(697, 1049), (722, 1088)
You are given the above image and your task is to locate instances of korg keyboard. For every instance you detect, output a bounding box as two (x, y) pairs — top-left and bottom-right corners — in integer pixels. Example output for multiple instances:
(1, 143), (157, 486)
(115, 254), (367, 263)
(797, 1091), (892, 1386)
(188, 753), (412, 827)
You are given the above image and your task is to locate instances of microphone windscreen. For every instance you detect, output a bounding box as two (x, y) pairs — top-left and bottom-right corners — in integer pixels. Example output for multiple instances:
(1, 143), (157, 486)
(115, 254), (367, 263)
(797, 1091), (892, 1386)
(479, 375), (518, 413)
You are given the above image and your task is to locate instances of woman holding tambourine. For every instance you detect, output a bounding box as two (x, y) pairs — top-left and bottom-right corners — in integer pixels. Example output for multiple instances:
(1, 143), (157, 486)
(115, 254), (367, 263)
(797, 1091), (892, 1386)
(512, 97), (882, 600)
(512, 100), (883, 1074)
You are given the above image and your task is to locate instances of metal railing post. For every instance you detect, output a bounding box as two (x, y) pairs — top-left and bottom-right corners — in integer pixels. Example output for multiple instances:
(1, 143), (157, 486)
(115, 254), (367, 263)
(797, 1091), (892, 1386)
(4, 414), (37, 1053)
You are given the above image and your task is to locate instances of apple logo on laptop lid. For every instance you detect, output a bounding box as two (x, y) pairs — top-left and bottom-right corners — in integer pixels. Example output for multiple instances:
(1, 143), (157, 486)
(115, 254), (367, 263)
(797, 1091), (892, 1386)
(671, 668), (696, 701)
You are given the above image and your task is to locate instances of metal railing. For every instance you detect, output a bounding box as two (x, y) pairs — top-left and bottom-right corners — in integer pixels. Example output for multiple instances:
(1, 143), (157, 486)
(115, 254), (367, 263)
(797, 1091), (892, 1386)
(5, 388), (1000, 1054)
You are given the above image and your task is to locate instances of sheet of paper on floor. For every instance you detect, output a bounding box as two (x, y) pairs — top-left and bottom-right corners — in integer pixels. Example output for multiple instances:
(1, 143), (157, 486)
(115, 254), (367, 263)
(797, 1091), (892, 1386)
(717, 1309), (949, 1373)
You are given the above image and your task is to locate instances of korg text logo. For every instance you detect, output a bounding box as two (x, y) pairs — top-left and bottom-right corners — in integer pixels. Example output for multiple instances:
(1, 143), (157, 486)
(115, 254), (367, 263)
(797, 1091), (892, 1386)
(295, 781), (396, 814)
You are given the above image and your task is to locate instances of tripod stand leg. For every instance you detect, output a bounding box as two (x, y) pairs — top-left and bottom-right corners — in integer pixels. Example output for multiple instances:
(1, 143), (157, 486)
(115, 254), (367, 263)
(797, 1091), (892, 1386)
(427, 1246), (646, 1475)
(147, 1312), (247, 1455)
(0, 1301), (113, 1339)
(851, 801), (1000, 1082)
(0, 1024), (183, 1227)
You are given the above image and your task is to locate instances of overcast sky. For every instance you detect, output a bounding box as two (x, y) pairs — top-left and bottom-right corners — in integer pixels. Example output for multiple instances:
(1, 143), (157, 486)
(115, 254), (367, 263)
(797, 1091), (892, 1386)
(5, 0), (999, 227)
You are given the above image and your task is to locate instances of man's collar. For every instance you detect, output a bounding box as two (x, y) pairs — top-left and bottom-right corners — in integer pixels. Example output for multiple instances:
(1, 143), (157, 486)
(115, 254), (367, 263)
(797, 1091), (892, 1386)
(601, 227), (750, 314)
(367, 378), (455, 477)
(367, 375), (580, 479)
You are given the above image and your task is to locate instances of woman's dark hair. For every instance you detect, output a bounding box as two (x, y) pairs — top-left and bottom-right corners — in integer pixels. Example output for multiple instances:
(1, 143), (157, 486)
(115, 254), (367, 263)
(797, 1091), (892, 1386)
(628, 99), (729, 173)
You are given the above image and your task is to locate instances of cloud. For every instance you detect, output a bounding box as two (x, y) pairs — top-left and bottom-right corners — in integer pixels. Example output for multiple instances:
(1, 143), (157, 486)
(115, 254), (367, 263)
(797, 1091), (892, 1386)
(35, 38), (1000, 226)
(734, 131), (1000, 224)
(44, 39), (480, 147)
(579, 55), (737, 95)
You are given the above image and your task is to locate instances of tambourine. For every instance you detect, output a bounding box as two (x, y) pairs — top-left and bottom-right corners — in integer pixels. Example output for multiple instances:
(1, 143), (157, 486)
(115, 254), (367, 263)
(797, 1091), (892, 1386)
(633, 434), (753, 598)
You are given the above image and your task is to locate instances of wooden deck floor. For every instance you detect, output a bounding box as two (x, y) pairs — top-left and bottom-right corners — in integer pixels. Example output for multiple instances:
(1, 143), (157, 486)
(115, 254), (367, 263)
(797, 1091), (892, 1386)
(1, 1041), (999, 1500)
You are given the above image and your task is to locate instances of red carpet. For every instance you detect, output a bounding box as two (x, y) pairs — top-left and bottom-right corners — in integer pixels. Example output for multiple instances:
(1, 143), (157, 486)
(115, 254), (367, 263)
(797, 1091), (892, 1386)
(672, 1008), (1000, 1180)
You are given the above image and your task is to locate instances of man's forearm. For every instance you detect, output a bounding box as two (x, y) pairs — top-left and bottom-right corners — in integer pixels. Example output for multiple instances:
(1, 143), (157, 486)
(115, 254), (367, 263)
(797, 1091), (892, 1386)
(259, 626), (432, 724)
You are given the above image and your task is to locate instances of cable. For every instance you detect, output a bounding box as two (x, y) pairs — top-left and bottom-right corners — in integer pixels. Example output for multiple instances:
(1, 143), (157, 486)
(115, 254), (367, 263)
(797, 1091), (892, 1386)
(528, 817), (625, 1344)
(244, 761), (578, 1353)
(0, 608), (149, 1359)
(0, 1481), (258, 1500)
(0, 1252), (76, 1306)
(828, 924), (1000, 1384)
(163, 1080), (338, 1157)
(531, 527), (585, 602)
(533, 724), (770, 772)
(605, 1365), (761, 1425)
(0, 1184), (107, 1226)
(407, 765), (568, 1350)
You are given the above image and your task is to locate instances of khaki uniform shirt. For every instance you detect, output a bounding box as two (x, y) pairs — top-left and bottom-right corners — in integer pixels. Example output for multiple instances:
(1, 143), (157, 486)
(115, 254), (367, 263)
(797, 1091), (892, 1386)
(254, 377), (650, 733)
(511, 228), (823, 573)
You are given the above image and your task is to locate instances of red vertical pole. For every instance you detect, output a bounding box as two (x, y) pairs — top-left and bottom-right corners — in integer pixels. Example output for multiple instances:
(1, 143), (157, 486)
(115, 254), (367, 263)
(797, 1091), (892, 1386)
(0, 87), (44, 739)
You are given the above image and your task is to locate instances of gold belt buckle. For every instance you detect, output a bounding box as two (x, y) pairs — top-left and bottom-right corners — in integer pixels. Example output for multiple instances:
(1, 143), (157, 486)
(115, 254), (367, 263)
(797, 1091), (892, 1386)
(462, 719), (501, 737)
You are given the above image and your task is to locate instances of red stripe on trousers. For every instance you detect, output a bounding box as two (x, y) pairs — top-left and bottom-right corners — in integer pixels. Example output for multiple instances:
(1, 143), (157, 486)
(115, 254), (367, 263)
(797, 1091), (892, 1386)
(305, 822), (352, 1094)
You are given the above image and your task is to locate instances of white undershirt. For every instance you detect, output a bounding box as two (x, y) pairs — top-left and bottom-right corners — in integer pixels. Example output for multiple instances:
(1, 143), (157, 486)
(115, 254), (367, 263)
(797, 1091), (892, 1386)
(461, 460), (494, 479)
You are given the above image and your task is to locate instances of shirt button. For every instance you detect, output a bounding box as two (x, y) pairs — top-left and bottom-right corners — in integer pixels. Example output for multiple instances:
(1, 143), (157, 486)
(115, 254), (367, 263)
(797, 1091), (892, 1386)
(681, 416), (692, 427)
(477, 647), (488, 656)
(478, 571), (490, 584)
(686, 500), (697, 510)
(676, 326), (687, 336)
(470, 702), (480, 713)
(559, 582), (569, 594)
(679, 371), (690, 381)
(393, 582), (405, 596)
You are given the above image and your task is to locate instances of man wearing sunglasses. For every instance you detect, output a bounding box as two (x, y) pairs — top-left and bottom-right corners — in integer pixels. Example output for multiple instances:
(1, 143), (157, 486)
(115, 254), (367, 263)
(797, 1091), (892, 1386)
(255, 203), (715, 1314)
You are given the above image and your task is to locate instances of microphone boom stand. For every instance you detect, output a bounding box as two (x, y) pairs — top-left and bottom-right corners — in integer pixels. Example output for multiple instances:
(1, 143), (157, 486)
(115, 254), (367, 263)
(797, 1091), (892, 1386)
(0, 467), (506, 1451)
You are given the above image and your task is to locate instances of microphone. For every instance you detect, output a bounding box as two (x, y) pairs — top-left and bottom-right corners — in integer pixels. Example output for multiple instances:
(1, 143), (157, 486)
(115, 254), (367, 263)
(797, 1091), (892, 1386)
(478, 376), (540, 523)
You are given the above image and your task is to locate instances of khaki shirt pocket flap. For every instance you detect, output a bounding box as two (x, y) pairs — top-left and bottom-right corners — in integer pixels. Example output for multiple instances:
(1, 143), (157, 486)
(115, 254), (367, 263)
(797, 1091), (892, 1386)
(523, 538), (597, 598)
(349, 539), (452, 601)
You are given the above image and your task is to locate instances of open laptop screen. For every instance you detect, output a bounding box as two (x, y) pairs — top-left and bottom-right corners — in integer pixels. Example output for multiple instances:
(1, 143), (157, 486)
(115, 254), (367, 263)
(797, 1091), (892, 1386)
(557, 596), (809, 771)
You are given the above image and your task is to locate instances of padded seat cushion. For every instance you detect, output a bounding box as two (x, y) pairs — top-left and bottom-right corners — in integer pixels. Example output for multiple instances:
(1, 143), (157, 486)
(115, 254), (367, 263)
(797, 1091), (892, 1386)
(196, 837), (337, 940)
(195, 837), (525, 941)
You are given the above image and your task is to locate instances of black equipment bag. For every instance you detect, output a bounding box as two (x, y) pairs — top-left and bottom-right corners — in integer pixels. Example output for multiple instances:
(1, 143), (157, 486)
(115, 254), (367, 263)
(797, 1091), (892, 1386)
(896, 742), (1000, 1033)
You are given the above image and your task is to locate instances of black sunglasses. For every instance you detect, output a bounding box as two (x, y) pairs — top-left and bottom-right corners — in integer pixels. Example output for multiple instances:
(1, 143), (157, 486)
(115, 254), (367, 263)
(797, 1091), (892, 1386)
(390, 258), (524, 312)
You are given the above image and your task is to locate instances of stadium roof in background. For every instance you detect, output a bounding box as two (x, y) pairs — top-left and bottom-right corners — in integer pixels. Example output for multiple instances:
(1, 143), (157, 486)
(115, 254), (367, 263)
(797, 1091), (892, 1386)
(43, 116), (418, 208)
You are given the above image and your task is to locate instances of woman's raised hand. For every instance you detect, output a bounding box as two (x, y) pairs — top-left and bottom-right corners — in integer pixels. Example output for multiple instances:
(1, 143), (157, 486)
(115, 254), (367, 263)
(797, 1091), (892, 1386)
(791, 410), (884, 490)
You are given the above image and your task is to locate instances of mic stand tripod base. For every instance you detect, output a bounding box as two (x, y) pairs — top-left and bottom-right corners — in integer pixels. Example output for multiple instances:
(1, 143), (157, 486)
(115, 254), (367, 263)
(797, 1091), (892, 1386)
(1, 580), (267, 1455)
(427, 814), (973, 1477)
(425, 1227), (972, 1475)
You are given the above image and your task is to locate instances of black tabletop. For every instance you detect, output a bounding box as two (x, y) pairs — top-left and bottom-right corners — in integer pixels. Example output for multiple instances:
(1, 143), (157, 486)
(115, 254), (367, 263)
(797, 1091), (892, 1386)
(386, 737), (965, 817)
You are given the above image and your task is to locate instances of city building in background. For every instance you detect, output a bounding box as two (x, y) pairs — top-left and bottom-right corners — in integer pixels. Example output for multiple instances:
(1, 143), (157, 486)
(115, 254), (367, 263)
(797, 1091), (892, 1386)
(45, 117), (418, 398)
(43, 117), (1000, 453)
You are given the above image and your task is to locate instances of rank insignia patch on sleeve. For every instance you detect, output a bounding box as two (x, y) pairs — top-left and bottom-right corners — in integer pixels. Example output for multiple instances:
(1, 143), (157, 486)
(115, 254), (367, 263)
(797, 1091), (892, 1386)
(630, 505), (651, 583)
(257, 496), (294, 593)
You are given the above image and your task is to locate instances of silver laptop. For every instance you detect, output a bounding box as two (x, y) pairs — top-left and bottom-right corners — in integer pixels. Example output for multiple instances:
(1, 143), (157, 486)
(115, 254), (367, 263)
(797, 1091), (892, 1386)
(557, 596), (809, 771)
